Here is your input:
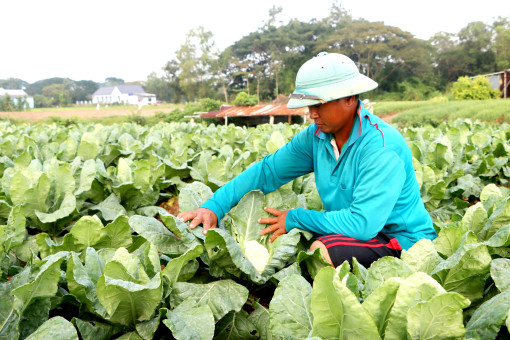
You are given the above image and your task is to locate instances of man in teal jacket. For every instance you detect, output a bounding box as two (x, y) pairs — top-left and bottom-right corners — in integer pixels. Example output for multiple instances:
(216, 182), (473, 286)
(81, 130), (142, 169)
(178, 52), (436, 267)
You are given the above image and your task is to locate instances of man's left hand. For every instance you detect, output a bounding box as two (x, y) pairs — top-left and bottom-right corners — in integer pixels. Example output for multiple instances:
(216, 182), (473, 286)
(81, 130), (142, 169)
(259, 207), (288, 242)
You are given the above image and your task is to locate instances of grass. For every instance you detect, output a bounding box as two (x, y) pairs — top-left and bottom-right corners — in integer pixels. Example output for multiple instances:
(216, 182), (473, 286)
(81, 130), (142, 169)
(2, 99), (508, 126)
(374, 99), (510, 126)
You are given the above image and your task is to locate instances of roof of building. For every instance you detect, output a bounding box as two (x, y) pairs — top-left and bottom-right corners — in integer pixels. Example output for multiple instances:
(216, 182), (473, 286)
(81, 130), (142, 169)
(92, 84), (146, 96)
(212, 105), (308, 118)
(0, 88), (29, 97)
(117, 84), (145, 94)
(199, 105), (233, 118)
(92, 86), (115, 96)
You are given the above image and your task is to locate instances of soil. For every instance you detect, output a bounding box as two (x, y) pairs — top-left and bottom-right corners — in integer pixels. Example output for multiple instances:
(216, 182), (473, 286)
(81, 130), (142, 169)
(381, 112), (401, 124)
(0, 106), (174, 122)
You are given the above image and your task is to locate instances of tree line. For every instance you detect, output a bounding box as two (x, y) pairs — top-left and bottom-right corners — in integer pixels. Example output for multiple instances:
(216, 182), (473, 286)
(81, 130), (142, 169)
(147, 4), (510, 104)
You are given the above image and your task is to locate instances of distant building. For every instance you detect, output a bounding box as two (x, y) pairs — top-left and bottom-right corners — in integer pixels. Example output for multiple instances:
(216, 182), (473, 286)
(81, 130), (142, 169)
(0, 88), (35, 109)
(92, 84), (156, 105)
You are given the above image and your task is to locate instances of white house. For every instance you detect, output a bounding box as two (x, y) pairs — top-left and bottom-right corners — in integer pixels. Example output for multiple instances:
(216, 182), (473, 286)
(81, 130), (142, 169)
(92, 84), (156, 106)
(0, 88), (35, 109)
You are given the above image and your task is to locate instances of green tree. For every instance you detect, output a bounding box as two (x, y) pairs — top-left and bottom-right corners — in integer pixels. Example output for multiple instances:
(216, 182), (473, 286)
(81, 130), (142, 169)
(71, 80), (99, 102)
(34, 94), (51, 108)
(457, 21), (496, 74)
(175, 26), (216, 101)
(145, 72), (173, 102)
(233, 92), (258, 106)
(42, 84), (71, 107)
(0, 94), (14, 111)
(162, 60), (184, 103)
(104, 77), (125, 86)
(493, 17), (510, 70)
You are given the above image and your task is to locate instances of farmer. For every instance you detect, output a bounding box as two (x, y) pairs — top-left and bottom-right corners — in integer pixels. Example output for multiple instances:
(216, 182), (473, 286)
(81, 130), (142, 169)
(178, 52), (436, 267)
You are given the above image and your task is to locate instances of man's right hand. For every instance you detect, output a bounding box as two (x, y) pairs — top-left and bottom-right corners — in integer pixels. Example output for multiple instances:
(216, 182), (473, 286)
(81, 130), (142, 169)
(177, 208), (218, 235)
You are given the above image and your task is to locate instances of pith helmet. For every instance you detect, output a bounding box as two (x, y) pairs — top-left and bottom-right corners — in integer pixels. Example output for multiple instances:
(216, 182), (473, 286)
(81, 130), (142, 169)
(287, 52), (378, 109)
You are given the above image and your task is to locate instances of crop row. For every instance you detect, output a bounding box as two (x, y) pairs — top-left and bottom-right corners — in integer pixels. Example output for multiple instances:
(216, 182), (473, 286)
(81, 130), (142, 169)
(0, 119), (509, 339)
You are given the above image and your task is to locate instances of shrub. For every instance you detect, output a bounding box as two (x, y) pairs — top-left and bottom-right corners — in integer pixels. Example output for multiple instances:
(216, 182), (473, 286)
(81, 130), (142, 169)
(233, 92), (258, 106)
(451, 76), (500, 100)
(125, 111), (147, 125)
(49, 116), (79, 126)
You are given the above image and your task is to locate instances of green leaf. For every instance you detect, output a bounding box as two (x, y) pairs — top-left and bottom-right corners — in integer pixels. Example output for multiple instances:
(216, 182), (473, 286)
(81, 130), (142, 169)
(266, 131), (285, 154)
(77, 132), (99, 160)
(128, 215), (189, 256)
(19, 298), (51, 340)
(72, 318), (119, 340)
(432, 243), (491, 302)
(178, 182), (213, 213)
(484, 224), (510, 248)
(480, 183), (503, 203)
(247, 301), (272, 340)
(25, 316), (78, 340)
(162, 244), (203, 286)
(401, 239), (442, 275)
(135, 308), (167, 340)
(115, 331), (143, 340)
(310, 267), (381, 339)
(462, 202), (488, 235)
(465, 290), (510, 340)
(2, 205), (26, 253)
(214, 310), (258, 340)
(0, 282), (19, 340)
(406, 293), (470, 340)
(362, 278), (402, 338)
(169, 279), (248, 322)
(296, 248), (332, 280)
(70, 215), (104, 249)
(432, 225), (476, 258)
(96, 248), (162, 326)
(425, 140), (452, 170)
(163, 298), (215, 340)
(36, 233), (79, 259)
(96, 215), (133, 249)
(363, 256), (413, 298)
(66, 250), (107, 318)
(35, 193), (76, 224)
(158, 213), (201, 247)
(75, 159), (97, 195)
(479, 198), (510, 241)
(490, 259), (510, 292)
(269, 274), (312, 339)
(91, 194), (127, 221)
(11, 252), (68, 314)
(384, 272), (446, 340)
(230, 191), (265, 249)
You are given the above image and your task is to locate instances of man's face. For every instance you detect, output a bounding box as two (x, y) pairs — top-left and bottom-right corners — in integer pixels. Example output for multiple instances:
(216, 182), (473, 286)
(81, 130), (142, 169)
(308, 96), (357, 136)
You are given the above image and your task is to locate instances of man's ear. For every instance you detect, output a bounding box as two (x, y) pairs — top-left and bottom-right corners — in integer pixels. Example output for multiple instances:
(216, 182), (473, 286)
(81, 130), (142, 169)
(346, 95), (357, 106)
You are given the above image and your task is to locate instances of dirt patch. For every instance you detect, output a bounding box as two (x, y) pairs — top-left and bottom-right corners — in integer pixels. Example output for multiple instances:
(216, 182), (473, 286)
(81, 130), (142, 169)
(0, 106), (175, 122)
(380, 112), (401, 124)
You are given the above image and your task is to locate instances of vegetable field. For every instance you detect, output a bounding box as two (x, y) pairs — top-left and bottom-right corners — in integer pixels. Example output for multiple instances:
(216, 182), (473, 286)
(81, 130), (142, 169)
(0, 119), (509, 339)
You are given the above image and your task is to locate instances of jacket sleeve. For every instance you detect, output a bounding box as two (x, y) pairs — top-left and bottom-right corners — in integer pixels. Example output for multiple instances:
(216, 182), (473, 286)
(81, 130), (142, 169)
(201, 127), (315, 221)
(285, 147), (406, 240)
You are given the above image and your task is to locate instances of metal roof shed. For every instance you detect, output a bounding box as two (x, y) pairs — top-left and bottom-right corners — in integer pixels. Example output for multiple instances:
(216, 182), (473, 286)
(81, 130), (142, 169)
(212, 105), (309, 126)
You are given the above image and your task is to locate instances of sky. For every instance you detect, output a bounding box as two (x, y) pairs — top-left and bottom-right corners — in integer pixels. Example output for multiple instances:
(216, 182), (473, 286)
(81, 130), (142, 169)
(1, 0), (508, 84)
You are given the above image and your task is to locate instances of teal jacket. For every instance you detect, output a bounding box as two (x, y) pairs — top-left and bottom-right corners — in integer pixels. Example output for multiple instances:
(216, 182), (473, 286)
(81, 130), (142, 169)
(201, 102), (436, 250)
